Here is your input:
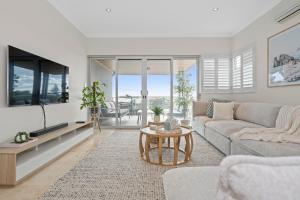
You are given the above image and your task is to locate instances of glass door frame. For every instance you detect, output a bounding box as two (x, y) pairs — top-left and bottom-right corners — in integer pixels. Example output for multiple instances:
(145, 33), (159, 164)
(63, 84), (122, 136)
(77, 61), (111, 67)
(115, 57), (145, 129)
(88, 55), (201, 129)
(144, 57), (173, 127)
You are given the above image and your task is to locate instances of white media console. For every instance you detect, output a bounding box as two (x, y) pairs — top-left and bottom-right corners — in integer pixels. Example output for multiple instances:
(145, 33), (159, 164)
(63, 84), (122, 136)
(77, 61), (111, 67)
(0, 121), (93, 186)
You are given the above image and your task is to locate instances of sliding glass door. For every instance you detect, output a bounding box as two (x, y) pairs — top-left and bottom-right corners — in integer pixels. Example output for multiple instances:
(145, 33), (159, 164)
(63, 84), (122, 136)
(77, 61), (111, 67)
(173, 59), (198, 120)
(146, 59), (171, 124)
(89, 58), (116, 127)
(89, 56), (199, 128)
(116, 59), (143, 127)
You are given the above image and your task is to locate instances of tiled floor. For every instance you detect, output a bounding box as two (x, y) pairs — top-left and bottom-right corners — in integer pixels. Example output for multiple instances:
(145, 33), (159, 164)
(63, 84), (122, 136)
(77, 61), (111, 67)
(0, 128), (114, 200)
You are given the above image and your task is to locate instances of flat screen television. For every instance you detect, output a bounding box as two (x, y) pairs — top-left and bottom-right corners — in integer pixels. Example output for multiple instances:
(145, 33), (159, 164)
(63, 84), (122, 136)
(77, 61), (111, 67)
(8, 46), (69, 106)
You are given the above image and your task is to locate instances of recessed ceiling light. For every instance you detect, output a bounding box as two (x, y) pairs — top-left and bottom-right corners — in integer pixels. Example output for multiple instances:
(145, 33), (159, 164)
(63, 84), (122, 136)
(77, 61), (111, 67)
(105, 8), (111, 13)
(212, 7), (219, 12)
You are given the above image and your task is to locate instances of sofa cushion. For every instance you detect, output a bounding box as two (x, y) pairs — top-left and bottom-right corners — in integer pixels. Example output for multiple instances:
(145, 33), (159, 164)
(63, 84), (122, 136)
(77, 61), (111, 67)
(163, 167), (220, 200)
(235, 103), (281, 128)
(213, 102), (234, 120)
(193, 101), (209, 117)
(205, 120), (265, 138)
(194, 115), (212, 125)
(231, 138), (300, 156)
(233, 102), (240, 119)
(193, 116), (212, 137)
(205, 127), (232, 155)
(216, 155), (300, 200)
(275, 105), (295, 129)
(207, 98), (231, 118)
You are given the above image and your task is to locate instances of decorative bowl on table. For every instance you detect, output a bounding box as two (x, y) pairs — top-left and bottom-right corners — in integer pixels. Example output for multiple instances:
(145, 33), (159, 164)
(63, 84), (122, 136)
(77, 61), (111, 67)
(149, 125), (157, 130)
(180, 119), (191, 127)
(164, 117), (180, 130)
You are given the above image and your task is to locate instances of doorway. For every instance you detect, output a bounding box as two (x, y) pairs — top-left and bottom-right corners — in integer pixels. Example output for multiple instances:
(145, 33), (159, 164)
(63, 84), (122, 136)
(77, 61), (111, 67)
(88, 56), (199, 128)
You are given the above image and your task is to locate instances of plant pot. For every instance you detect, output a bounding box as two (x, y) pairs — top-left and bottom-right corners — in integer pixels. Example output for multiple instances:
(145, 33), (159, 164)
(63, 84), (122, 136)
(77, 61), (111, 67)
(89, 107), (99, 120)
(89, 107), (98, 114)
(154, 115), (160, 123)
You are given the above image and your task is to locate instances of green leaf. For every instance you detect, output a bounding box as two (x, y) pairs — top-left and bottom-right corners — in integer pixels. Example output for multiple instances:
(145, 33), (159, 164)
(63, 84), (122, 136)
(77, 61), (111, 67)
(80, 81), (106, 109)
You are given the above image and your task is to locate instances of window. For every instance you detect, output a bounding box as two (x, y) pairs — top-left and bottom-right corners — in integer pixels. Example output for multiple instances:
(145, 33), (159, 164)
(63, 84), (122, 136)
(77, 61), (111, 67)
(232, 55), (241, 89)
(242, 49), (254, 88)
(217, 58), (230, 90)
(202, 58), (216, 91)
(232, 48), (254, 91)
(202, 57), (230, 92)
(201, 47), (255, 93)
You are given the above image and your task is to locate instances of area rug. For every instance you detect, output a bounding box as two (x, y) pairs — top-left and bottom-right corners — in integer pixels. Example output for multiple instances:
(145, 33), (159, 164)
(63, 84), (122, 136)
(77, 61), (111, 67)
(40, 131), (224, 200)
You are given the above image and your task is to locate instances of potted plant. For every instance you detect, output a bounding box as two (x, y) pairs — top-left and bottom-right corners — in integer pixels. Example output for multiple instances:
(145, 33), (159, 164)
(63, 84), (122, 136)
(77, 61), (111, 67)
(151, 106), (163, 123)
(80, 81), (106, 127)
(174, 71), (194, 126)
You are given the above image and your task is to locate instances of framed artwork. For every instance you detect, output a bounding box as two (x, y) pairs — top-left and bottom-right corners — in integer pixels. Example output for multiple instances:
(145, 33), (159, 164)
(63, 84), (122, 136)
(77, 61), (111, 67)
(268, 23), (300, 87)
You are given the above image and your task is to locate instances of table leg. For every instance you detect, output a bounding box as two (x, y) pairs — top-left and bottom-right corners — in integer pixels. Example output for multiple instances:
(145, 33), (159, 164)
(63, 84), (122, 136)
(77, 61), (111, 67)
(184, 135), (191, 161)
(139, 133), (144, 157)
(173, 136), (179, 166)
(189, 133), (194, 158)
(145, 135), (151, 162)
(158, 137), (163, 164)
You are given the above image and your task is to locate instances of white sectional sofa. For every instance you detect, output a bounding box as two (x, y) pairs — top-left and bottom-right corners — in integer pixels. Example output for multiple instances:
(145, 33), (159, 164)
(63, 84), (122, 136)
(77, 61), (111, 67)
(163, 155), (300, 200)
(192, 101), (300, 156)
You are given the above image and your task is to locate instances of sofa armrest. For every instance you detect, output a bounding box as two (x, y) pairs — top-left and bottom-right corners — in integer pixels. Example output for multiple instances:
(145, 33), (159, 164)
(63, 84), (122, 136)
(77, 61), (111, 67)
(193, 101), (208, 117)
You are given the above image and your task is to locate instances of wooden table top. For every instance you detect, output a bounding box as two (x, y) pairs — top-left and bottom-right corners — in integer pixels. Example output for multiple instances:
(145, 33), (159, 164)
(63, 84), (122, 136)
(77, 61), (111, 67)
(140, 127), (192, 137)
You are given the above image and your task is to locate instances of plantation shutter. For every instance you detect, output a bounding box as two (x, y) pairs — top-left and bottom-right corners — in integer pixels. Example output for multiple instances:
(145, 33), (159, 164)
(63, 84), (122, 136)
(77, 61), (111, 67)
(232, 55), (241, 89)
(201, 49), (254, 93)
(242, 48), (254, 88)
(202, 58), (216, 91)
(217, 58), (230, 90)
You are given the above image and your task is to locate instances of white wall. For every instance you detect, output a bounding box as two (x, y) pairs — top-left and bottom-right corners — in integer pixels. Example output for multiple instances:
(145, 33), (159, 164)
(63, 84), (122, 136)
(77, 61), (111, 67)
(231, 0), (300, 105)
(0, 0), (88, 142)
(87, 37), (231, 56)
(90, 60), (113, 101)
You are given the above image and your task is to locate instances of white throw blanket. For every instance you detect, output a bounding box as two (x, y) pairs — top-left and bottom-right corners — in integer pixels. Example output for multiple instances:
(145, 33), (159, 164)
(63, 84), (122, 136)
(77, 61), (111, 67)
(216, 155), (300, 200)
(231, 105), (300, 144)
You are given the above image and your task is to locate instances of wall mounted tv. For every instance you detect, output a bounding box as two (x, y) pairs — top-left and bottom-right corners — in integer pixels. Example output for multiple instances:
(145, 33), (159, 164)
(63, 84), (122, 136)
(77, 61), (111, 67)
(8, 46), (69, 106)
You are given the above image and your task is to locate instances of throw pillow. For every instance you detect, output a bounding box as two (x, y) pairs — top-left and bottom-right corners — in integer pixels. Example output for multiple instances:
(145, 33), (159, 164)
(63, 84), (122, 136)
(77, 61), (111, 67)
(213, 102), (234, 120)
(275, 105), (294, 129)
(206, 98), (231, 118)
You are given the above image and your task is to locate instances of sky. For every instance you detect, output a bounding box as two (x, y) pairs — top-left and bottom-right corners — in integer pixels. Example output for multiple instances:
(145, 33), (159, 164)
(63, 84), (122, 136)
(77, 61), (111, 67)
(115, 64), (197, 97)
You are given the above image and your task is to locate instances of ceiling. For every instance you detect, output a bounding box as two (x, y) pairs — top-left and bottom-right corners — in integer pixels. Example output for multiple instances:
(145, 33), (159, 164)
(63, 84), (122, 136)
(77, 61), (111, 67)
(48, 0), (281, 38)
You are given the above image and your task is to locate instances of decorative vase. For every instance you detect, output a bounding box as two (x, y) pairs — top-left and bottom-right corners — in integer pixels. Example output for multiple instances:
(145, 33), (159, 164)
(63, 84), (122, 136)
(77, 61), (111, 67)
(14, 132), (29, 143)
(164, 115), (173, 130)
(164, 116), (179, 130)
(89, 107), (101, 131)
(154, 115), (160, 123)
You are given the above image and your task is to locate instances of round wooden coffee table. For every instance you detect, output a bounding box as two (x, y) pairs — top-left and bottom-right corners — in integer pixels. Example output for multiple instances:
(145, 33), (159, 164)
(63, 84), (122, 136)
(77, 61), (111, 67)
(139, 127), (193, 166)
